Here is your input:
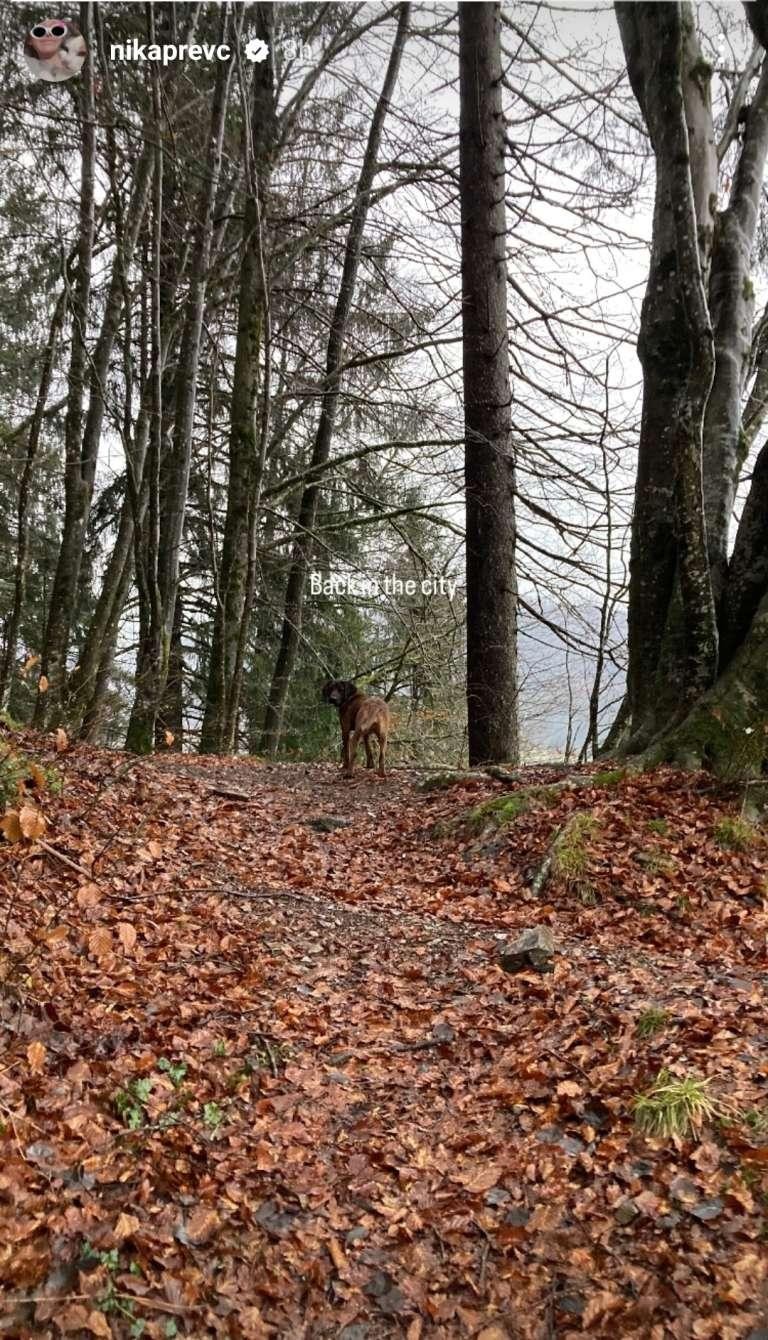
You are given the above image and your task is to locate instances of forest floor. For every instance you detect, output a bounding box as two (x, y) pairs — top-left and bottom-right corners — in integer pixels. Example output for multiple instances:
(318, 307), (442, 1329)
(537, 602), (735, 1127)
(1, 736), (768, 1339)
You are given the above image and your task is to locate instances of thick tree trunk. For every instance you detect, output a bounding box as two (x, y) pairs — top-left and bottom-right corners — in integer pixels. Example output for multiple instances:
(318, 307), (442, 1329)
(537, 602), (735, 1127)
(458, 1), (519, 766)
(259, 3), (411, 756)
(200, 4), (276, 756)
(611, 1), (768, 775)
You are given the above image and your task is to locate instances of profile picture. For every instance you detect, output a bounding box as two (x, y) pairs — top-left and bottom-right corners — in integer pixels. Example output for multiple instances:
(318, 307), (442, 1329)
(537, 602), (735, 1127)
(24, 17), (87, 82)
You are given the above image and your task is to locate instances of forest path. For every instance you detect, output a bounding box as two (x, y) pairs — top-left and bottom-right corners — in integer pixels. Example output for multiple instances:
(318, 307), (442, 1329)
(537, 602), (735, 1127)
(3, 749), (768, 1338)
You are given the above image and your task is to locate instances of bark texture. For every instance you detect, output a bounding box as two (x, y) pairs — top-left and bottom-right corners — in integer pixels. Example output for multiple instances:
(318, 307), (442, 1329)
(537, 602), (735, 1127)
(611, 1), (768, 773)
(200, 3), (276, 755)
(459, 1), (519, 766)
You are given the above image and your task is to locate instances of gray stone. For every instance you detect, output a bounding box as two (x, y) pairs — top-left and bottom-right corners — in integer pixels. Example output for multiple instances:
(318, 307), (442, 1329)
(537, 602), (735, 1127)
(499, 925), (555, 974)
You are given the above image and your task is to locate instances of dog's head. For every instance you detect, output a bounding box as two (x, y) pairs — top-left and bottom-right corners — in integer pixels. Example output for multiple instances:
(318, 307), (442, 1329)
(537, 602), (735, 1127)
(321, 679), (358, 707)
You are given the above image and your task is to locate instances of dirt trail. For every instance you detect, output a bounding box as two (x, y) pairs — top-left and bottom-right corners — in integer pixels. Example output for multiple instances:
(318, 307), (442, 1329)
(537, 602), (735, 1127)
(2, 750), (768, 1338)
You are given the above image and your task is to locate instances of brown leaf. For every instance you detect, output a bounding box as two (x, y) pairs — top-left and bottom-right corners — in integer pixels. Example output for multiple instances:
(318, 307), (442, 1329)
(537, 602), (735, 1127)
(164, 729), (175, 747)
(19, 804), (46, 840)
(45, 924), (70, 943)
(117, 922), (137, 954)
(76, 882), (102, 909)
(184, 1205), (220, 1245)
(38, 674), (49, 694)
(328, 1236), (346, 1271)
(1, 810), (21, 843)
(21, 653), (40, 677)
(113, 1212), (141, 1243)
(452, 1164), (504, 1193)
(55, 727), (68, 752)
(88, 927), (113, 960)
(556, 1080), (582, 1098)
(27, 762), (47, 791)
(582, 1292), (622, 1327)
(26, 1040), (46, 1073)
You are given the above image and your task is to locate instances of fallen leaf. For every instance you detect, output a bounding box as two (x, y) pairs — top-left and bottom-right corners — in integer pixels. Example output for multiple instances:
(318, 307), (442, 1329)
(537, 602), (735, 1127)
(1, 810), (21, 843)
(38, 674), (49, 694)
(117, 921), (137, 953)
(19, 804), (46, 839)
(183, 1205), (220, 1245)
(88, 927), (113, 960)
(453, 1164), (505, 1193)
(55, 727), (68, 752)
(26, 1041), (46, 1073)
(76, 882), (102, 909)
(113, 1212), (141, 1242)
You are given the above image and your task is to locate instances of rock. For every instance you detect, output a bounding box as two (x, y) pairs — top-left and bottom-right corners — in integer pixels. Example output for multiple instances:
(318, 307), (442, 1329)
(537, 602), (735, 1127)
(499, 925), (555, 974)
(614, 1200), (639, 1225)
(688, 1197), (723, 1221)
(307, 816), (351, 833)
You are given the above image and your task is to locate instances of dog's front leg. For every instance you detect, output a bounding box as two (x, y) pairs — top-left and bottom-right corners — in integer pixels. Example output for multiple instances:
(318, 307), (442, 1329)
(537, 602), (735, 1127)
(343, 729), (357, 777)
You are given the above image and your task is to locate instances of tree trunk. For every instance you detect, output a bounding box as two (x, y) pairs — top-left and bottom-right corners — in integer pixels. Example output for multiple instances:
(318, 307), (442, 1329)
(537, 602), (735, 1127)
(0, 292), (66, 710)
(611, 1), (768, 775)
(259, 3), (411, 756)
(33, 1), (96, 729)
(200, 3), (276, 756)
(458, 0), (519, 766)
(126, 5), (233, 752)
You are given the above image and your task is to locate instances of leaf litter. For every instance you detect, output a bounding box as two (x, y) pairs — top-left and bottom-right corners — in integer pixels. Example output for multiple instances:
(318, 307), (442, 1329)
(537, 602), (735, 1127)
(0, 737), (767, 1337)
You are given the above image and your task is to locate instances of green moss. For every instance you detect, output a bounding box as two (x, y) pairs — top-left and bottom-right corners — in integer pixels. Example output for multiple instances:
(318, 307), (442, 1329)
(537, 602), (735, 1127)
(592, 767), (627, 788)
(649, 700), (768, 780)
(713, 816), (758, 851)
(743, 275), (755, 302)
(419, 772), (477, 793)
(689, 56), (713, 81)
(433, 785), (558, 840)
(647, 818), (670, 837)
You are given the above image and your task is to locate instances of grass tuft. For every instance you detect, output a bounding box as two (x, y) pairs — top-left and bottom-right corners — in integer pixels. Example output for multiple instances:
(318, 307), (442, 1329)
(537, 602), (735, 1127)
(552, 812), (599, 885)
(632, 1069), (724, 1139)
(713, 816), (758, 852)
(635, 1008), (670, 1039)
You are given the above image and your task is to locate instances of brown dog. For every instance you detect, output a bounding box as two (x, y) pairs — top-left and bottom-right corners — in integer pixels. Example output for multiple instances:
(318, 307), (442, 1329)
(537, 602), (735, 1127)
(321, 680), (390, 778)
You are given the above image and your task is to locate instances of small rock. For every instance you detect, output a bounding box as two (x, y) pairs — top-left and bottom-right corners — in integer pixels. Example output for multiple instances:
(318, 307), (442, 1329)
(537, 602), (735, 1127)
(614, 1200), (639, 1226)
(485, 1187), (511, 1207)
(499, 925), (555, 974)
(688, 1197), (723, 1222)
(307, 816), (351, 833)
(557, 1296), (585, 1316)
(503, 1206), (530, 1226)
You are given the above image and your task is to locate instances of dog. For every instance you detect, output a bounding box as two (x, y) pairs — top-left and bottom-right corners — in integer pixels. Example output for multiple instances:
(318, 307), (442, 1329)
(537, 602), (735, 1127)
(321, 679), (391, 778)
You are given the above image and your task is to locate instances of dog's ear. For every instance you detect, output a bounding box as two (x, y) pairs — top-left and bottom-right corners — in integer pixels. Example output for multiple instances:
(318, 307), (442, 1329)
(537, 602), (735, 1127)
(339, 680), (358, 702)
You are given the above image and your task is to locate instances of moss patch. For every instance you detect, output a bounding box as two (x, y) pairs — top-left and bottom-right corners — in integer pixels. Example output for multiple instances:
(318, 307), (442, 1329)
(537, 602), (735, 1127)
(432, 785), (557, 840)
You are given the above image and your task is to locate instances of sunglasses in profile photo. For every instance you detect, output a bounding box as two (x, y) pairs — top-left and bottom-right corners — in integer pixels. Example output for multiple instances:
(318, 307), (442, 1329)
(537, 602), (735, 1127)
(23, 15), (87, 82)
